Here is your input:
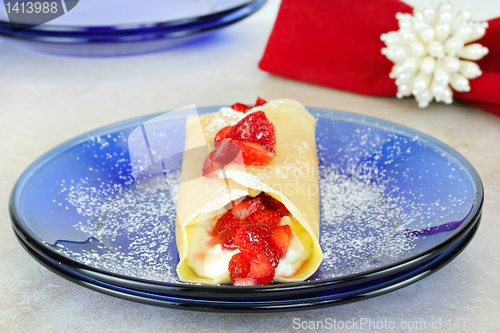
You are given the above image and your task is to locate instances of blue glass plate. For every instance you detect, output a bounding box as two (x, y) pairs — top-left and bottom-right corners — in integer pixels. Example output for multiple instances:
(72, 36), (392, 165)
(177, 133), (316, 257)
(10, 106), (483, 309)
(0, 0), (266, 56)
(15, 218), (479, 312)
(0, 0), (256, 32)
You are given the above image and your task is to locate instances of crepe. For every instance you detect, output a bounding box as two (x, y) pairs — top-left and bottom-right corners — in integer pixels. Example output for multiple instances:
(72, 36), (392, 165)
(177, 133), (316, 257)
(175, 99), (322, 284)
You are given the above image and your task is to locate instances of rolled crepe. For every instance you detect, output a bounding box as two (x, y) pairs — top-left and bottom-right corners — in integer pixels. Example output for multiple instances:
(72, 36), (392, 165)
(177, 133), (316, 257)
(175, 99), (322, 284)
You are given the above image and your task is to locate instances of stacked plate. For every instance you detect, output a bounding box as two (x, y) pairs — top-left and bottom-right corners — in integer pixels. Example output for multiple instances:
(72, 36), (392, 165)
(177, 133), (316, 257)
(0, 0), (266, 56)
(10, 106), (483, 313)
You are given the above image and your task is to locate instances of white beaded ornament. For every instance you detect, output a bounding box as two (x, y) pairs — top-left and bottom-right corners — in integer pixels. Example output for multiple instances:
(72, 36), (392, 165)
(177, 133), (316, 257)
(381, 1), (488, 107)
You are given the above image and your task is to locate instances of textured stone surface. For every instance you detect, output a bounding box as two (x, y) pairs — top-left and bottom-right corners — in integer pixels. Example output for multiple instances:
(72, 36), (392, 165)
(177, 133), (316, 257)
(1, 0), (499, 331)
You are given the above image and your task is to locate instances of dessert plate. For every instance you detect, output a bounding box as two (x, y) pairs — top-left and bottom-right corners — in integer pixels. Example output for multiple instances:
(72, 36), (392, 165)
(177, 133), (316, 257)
(0, 0), (256, 31)
(15, 218), (480, 313)
(10, 106), (483, 311)
(0, 0), (266, 56)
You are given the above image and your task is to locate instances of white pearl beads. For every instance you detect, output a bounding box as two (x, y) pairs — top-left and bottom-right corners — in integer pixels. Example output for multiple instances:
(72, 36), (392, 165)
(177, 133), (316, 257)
(381, 1), (488, 108)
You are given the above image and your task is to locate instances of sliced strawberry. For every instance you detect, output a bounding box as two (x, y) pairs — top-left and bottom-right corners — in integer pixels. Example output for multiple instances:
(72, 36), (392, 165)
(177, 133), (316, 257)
(214, 126), (232, 143)
(234, 140), (275, 165)
(231, 103), (252, 112)
(269, 225), (292, 259)
(242, 222), (272, 238)
(212, 139), (241, 165)
(230, 97), (267, 112)
(202, 152), (222, 178)
(228, 253), (251, 283)
(202, 140), (241, 177)
(249, 210), (281, 232)
(233, 225), (262, 256)
(227, 111), (276, 145)
(260, 143), (276, 153)
(231, 198), (264, 220)
(213, 211), (242, 247)
(234, 225), (277, 266)
(257, 192), (289, 216)
(248, 257), (275, 285)
(254, 97), (267, 107)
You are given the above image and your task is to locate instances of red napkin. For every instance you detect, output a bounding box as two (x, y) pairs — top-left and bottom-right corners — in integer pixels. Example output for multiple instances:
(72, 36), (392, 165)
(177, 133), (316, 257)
(258, 0), (500, 116)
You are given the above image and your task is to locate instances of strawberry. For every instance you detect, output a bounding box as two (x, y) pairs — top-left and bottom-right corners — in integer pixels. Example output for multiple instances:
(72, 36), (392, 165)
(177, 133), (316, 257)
(234, 140), (275, 165)
(260, 142), (276, 153)
(234, 225), (278, 266)
(233, 225), (263, 259)
(212, 139), (241, 165)
(214, 126), (232, 143)
(257, 192), (289, 216)
(231, 103), (252, 112)
(202, 152), (222, 178)
(228, 253), (251, 283)
(213, 211), (242, 247)
(231, 198), (265, 220)
(230, 97), (267, 112)
(227, 111), (276, 146)
(242, 222), (272, 238)
(254, 97), (267, 107)
(231, 212), (281, 285)
(269, 225), (292, 259)
(249, 210), (281, 232)
(248, 257), (275, 285)
(202, 140), (241, 177)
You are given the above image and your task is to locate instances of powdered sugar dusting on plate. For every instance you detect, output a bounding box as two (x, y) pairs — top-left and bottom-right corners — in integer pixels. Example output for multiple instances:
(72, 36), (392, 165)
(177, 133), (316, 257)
(52, 169), (182, 283)
(314, 164), (416, 279)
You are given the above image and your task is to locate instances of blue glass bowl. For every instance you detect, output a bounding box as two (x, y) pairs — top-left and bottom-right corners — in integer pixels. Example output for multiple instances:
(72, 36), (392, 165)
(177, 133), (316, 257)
(10, 106), (483, 310)
(0, 0), (266, 56)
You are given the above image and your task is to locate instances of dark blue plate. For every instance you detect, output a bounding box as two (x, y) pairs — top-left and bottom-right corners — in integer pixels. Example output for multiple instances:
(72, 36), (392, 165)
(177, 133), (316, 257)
(10, 106), (483, 308)
(0, 0), (257, 33)
(0, 0), (266, 56)
(14, 213), (480, 312)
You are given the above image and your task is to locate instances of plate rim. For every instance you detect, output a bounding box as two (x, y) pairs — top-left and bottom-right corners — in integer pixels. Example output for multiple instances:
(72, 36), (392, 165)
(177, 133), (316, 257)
(0, 0), (266, 44)
(0, 0), (259, 33)
(13, 218), (480, 312)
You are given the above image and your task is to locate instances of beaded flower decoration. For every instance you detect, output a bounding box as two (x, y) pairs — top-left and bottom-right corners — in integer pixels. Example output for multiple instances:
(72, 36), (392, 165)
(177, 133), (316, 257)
(381, 1), (488, 108)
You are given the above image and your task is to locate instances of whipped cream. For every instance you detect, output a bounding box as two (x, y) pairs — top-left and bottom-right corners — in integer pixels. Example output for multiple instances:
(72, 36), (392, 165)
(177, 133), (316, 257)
(275, 216), (310, 277)
(190, 241), (239, 279)
(275, 232), (305, 277)
(186, 218), (240, 279)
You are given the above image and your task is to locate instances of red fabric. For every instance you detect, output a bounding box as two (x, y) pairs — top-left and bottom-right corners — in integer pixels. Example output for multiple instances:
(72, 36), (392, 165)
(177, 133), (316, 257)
(258, 0), (500, 116)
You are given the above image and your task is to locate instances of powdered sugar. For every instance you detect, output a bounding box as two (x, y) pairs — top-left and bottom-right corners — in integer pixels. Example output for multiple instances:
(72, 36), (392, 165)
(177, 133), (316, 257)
(53, 170), (182, 283)
(203, 107), (242, 136)
(313, 164), (416, 279)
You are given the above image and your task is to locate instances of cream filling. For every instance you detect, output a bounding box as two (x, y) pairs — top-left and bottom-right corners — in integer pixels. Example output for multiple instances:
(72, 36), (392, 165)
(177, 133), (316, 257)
(186, 218), (240, 279)
(191, 242), (240, 279)
(275, 216), (311, 277)
(275, 232), (304, 277)
(186, 215), (312, 280)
